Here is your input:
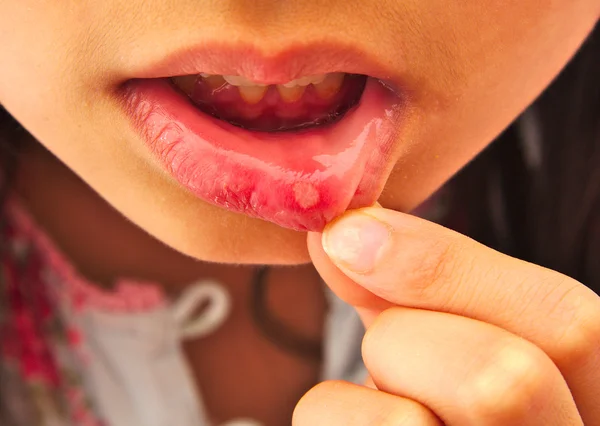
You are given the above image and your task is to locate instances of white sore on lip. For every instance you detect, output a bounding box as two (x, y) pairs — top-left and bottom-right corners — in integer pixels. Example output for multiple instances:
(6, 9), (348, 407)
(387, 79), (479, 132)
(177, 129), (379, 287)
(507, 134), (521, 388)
(293, 182), (320, 209)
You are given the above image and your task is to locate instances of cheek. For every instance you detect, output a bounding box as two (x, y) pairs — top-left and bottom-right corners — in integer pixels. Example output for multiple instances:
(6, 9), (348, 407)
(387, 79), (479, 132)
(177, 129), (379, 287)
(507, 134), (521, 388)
(379, 0), (599, 212)
(0, 3), (92, 137)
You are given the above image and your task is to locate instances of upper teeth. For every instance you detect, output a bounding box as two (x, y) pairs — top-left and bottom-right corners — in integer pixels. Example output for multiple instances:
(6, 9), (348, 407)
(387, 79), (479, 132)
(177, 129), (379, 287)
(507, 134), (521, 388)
(281, 75), (326, 87)
(204, 73), (328, 88)
(174, 72), (347, 104)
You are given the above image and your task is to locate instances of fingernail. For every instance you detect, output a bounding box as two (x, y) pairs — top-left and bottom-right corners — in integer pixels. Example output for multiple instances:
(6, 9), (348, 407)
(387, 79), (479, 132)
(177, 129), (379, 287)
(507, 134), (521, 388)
(323, 213), (391, 273)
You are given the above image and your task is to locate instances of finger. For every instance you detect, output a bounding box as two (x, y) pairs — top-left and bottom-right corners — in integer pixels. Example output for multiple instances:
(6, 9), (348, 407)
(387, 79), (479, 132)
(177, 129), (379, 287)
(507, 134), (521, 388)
(363, 307), (582, 426)
(307, 229), (390, 312)
(307, 207), (600, 423)
(293, 380), (442, 426)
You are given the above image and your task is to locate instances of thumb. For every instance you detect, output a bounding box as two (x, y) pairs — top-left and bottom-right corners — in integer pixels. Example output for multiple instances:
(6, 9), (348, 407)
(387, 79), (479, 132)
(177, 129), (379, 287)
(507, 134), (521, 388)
(307, 207), (393, 327)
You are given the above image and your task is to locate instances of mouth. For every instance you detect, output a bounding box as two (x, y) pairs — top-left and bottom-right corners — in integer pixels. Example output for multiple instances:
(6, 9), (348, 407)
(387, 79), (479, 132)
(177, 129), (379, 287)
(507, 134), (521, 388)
(121, 44), (404, 231)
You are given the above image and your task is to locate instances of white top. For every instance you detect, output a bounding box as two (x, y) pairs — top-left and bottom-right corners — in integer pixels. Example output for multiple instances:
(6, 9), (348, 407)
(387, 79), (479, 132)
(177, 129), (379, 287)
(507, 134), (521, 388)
(71, 278), (366, 426)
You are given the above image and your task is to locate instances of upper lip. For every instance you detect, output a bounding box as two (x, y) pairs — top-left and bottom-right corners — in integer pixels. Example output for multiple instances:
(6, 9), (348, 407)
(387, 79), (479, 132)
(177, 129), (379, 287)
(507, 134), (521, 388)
(126, 41), (403, 94)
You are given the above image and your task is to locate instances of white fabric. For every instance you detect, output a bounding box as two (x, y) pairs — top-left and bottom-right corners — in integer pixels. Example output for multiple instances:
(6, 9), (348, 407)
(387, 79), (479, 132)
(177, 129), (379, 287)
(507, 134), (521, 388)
(80, 306), (208, 426)
(172, 281), (232, 339)
(221, 420), (264, 426)
(76, 280), (366, 426)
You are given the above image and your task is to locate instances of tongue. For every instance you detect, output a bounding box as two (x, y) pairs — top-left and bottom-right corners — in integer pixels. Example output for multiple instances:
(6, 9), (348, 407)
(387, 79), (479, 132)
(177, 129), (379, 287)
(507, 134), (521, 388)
(175, 74), (367, 131)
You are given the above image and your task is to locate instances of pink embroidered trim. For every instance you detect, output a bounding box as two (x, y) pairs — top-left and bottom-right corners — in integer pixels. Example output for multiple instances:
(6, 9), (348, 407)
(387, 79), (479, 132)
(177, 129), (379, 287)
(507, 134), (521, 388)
(1, 202), (107, 425)
(5, 196), (167, 313)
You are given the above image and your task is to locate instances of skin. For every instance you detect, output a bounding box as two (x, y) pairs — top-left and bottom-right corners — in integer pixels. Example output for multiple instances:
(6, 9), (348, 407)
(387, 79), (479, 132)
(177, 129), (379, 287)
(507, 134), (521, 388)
(1, 0), (600, 424)
(300, 209), (600, 425)
(0, 0), (598, 264)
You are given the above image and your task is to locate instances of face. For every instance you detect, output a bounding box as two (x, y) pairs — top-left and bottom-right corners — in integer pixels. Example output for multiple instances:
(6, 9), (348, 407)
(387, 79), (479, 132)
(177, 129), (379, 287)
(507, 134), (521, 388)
(0, 0), (597, 264)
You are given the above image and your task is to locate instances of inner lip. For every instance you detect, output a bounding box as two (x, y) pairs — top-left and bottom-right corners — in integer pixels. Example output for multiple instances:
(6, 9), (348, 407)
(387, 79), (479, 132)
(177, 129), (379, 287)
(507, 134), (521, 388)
(169, 73), (368, 132)
(121, 42), (406, 231)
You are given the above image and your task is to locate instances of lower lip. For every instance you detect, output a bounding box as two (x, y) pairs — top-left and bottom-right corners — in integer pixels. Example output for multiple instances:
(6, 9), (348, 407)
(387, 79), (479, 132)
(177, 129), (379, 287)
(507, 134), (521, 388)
(122, 78), (401, 231)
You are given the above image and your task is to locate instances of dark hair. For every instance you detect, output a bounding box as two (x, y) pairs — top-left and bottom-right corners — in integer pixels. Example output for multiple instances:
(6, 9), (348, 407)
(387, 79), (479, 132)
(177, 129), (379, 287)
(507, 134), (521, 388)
(0, 106), (26, 202)
(453, 20), (600, 294)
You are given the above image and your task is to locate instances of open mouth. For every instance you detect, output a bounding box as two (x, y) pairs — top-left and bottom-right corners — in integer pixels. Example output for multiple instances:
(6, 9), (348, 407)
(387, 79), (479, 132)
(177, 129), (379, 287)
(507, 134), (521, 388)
(170, 72), (367, 132)
(122, 47), (403, 231)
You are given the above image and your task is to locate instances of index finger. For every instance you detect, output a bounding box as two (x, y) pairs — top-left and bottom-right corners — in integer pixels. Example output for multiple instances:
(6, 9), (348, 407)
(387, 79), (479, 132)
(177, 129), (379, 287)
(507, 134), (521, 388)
(307, 207), (600, 423)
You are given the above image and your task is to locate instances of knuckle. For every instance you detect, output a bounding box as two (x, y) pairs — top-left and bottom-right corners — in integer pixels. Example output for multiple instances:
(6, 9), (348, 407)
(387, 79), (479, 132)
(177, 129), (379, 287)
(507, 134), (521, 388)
(404, 236), (483, 310)
(421, 238), (458, 286)
(458, 341), (552, 420)
(404, 237), (460, 299)
(549, 285), (600, 368)
(362, 308), (400, 364)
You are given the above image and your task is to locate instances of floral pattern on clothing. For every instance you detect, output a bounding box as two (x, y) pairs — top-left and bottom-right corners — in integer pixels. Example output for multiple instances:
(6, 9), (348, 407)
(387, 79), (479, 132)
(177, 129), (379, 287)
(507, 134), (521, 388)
(0, 188), (454, 426)
(0, 216), (103, 426)
(0, 198), (167, 426)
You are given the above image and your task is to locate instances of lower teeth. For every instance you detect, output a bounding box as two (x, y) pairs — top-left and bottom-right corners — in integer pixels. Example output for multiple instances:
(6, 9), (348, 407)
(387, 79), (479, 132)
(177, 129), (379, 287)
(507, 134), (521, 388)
(171, 74), (367, 132)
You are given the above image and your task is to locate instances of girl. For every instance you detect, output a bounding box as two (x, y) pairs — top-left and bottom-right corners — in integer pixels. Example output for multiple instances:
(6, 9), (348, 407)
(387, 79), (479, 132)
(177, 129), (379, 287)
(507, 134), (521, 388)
(0, 1), (599, 425)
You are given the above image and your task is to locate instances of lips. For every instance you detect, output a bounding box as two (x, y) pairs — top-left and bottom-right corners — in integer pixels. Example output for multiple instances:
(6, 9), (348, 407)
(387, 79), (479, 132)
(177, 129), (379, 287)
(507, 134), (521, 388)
(121, 45), (404, 231)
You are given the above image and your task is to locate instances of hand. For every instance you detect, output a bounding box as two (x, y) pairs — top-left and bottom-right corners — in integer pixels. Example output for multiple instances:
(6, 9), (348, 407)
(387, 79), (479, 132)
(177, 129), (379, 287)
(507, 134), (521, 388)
(294, 206), (600, 425)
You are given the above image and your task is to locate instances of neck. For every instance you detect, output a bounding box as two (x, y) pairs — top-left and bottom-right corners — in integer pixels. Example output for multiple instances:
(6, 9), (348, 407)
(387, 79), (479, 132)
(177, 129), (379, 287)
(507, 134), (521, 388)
(12, 140), (269, 297)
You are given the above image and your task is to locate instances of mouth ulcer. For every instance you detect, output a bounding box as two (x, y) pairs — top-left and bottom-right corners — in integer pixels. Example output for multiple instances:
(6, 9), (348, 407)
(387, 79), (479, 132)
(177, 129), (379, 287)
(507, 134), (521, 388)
(125, 43), (404, 231)
(171, 72), (367, 132)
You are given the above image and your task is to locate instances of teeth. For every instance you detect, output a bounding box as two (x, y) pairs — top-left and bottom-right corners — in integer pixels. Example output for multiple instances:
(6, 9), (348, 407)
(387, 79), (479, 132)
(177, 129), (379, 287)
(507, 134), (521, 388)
(217, 73), (328, 88)
(223, 75), (267, 87)
(194, 72), (345, 103)
(238, 85), (269, 104)
(313, 73), (345, 100)
(282, 74), (327, 88)
(276, 85), (306, 103)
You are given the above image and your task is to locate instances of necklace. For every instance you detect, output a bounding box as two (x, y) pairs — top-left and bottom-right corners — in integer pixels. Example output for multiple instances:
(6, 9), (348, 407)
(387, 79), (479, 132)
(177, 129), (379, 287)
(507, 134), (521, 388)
(250, 266), (323, 362)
